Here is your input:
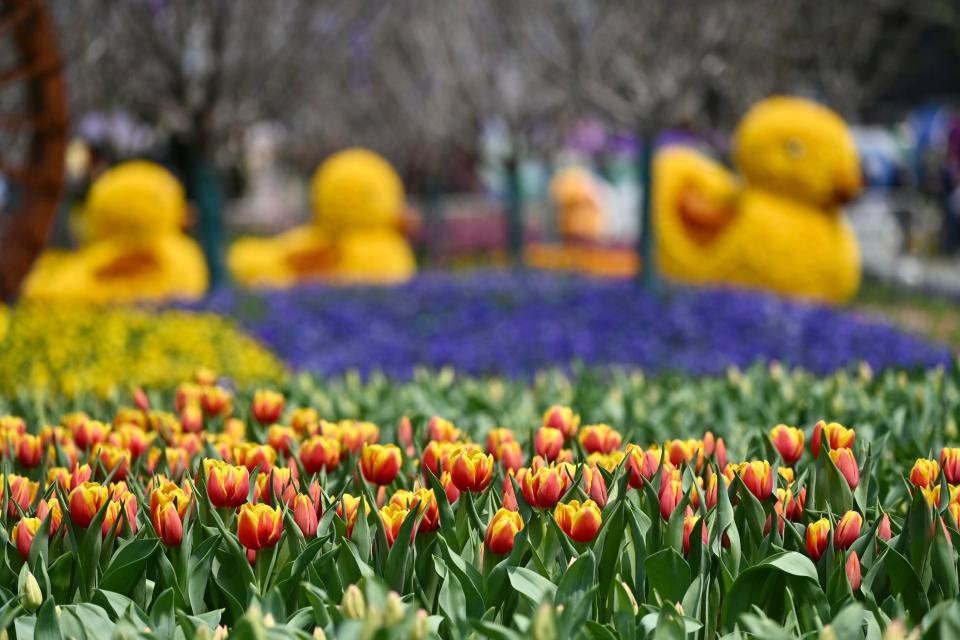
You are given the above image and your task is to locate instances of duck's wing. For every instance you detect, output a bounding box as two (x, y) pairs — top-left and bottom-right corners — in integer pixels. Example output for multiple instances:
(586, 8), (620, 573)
(654, 146), (740, 248)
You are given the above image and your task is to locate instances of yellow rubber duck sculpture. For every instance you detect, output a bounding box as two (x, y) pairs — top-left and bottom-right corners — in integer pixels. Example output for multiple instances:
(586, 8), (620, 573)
(526, 167), (639, 277)
(228, 148), (416, 286)
(23, 161), (208, 302)
(655, 96), (862, 302)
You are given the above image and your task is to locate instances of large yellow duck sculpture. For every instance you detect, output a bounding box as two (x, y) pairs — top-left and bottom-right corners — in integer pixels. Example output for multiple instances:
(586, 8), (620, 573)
(228, 148), (416, 286)
(23, 161), (208, 302)
(655, 96), (862, 303)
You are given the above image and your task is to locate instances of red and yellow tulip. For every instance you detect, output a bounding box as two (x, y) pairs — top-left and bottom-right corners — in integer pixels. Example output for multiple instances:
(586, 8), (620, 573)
(554, 499), (602, 543)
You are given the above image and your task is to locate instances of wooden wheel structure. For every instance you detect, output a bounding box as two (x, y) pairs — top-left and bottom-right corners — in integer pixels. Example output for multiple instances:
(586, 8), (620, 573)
(0, 0), (67, 300)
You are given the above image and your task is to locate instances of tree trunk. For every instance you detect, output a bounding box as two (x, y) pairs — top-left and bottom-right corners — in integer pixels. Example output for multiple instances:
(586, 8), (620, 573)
(170, 134), (227, 291)
(504, 154), (524, 267)
(0, 0), (68, 301)
(636, 127), (657, 290)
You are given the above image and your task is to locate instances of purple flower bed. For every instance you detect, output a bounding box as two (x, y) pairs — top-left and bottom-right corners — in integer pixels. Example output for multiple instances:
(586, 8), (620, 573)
(197, 272), (955, 378)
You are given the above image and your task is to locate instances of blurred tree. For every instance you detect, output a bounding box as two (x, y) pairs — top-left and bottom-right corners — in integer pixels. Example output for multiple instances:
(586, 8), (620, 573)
(54, 0), (373, 289)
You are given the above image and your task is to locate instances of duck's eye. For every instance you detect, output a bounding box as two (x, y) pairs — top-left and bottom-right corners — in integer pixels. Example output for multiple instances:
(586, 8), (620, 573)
(784, 139), (805, 159)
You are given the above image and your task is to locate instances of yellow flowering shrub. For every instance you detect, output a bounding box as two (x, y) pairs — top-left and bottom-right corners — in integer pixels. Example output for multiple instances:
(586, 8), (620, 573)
(0, 304), (284, 396)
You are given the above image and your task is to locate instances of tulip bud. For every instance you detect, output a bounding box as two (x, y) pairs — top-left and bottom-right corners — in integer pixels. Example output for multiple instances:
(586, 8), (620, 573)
(15, 434), (42, 468)
(292, 494), (319, 538)
(770, 424), (804, 466)
(554, 499), (602, 543)
(341, 584), (366, 620)
(485, 508), (524, 554)
(828, 448), (859, 489)
(582, 465), (608, 508)
(834, 511), (862, 550)
(361, 443), (402, 486)
(738, 460), (774, 500)
(531, 602), (557, 640)
(542, 406), (579, 439)
(846, 551), (861, 591)
(534, 427), (564, 462)
(485, 428), (514, 454)
(19, 570), (42, 612)
(658, 470), (683, 520)
(153, 500), (184, 546)
(806, 517), (830, 561)
(878, 513), (892, 541)
(439, 471), (460, 505)
(682, 515), (707, 556)
(496, 441), (525, 472)
(384, 591), (405, 625)
(336, 494), (369, 539)
(12, 517), (41, 560)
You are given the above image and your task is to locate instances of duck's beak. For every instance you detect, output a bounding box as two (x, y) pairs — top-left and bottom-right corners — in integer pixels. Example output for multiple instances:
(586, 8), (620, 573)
(832, 166), (863, 206)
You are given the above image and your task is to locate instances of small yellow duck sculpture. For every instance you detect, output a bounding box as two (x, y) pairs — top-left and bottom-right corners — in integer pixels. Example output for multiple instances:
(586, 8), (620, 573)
(23, 161), (208, 302)
(228, 148), (416, 287)
(526, 167), (639, 278)
(655, 96), (863, 302)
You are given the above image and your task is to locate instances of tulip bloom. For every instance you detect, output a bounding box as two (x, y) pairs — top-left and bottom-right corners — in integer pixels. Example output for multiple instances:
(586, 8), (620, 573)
(16, 434), (42, 468)
(665, 439), (704, 470)
(94, 444), (130, 481)
(237, 502), (283, 550)
(542, 406), (579, 438)
(439, 471), (460, 505)
(300, 436), (341, 474)
(626, 444), (661, 489)
(554, 499), (602, 543)
(421, 441), (456, 477)
(252, 390), (285, 425)
(391, 488), (439, 533)
(37, 498), (63, 535)
(450, 448), (494, 493)
(337, 494), (369, 538)
(734, 460), (774, 501)
(770, 425), (804, 466)
(806, 517), (830, 561)
(379, 503), (411, 546)
(497, 441), (525, 472)
(485, 428), (515, 455)
(72, 419), (109, 451)
(201, 385), (231, 417)
(292, 494), (319, 538)
(846, 551), (861, 591)
(254, 467), (297, 505)
(683, 515), (708, 556)
(588, 451), (625, 473)
(486, 508), (524, 554)
(361, 444), (402, 486)
(68, 482), (109, 528)
(12, 517), (40, 560)
(534, 427), (564, 462)
(522, 464), (573, 509)
(266, 425), (296, 455)
(428, 417), (461, 443)
(578, 424), (623, 455)
(811, 420), (855, 458)
(232, 443), (277, 472)
(909, 458), (940, 490)
(941, 448), (960, 485)
(180, 405), (203, 434)
(204, 459), (250, 508)
(290, 408), (319, 436)
(829, 448), (860, 489)
(834, 511), (862, 550)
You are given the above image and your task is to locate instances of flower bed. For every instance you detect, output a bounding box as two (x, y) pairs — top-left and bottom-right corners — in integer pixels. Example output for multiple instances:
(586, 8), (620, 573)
(200, 272), (954, 378)
(1, 366), (960, 637)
